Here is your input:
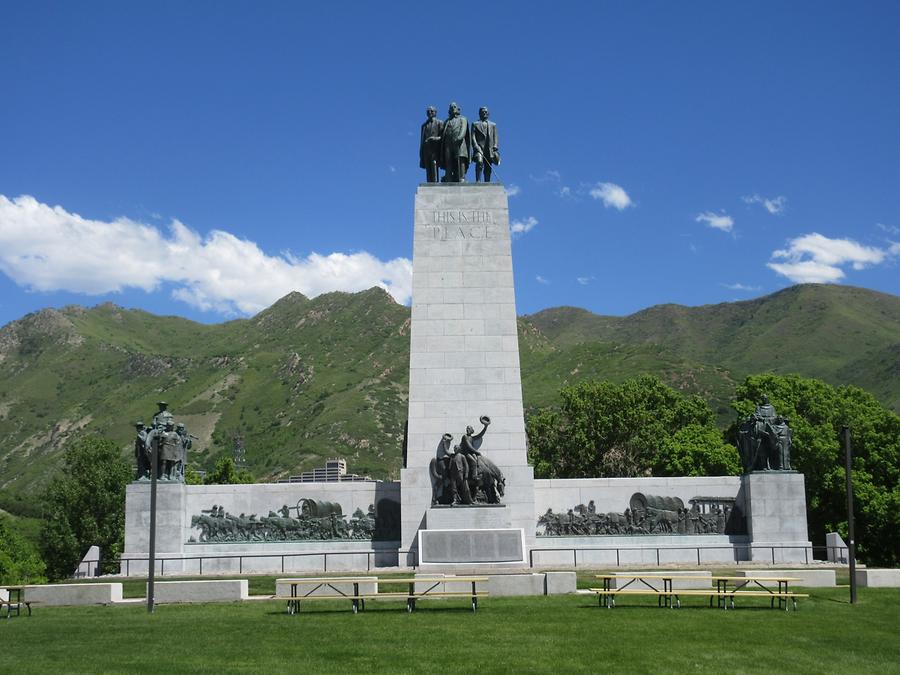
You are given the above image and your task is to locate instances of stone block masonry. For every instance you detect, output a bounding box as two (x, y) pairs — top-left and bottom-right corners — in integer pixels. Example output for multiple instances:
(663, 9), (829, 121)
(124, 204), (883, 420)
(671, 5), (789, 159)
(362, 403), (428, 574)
(401, 184), (535, 564)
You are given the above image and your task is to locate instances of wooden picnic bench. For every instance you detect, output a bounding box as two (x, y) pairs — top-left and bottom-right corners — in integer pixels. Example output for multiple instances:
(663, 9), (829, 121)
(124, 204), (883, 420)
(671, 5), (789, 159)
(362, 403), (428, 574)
(1, 586), (36, 618)
(591, 574), (808, 611)
(275, 577), (377, 614)
(274, 575), (489, 614)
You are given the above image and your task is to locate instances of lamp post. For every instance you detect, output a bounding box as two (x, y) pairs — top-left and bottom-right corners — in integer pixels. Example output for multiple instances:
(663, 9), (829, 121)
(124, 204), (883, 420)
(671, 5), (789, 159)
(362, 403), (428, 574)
(843, 426), (857, 605)
(147, 432), (158, 613)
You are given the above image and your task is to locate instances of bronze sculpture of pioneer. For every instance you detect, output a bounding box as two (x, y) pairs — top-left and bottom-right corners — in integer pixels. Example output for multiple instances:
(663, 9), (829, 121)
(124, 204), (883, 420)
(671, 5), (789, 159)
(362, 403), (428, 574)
(136, 401), (195, 482)
(737, 396), (793, 473)
(440, 102), (471, 183)
(419, 102), (500, 183)
(471, 106), (500, 182)
(419, 106), (445, 183)
(429, 416), (505, 505)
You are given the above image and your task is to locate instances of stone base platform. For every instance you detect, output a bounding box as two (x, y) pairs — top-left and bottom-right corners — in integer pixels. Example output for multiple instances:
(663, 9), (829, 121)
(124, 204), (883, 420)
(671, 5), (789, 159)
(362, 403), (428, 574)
(152, 579), (249, 603)
(855, 569), (900, 587)
(736, 568), (835, 587)
(26, 583), (123, 606)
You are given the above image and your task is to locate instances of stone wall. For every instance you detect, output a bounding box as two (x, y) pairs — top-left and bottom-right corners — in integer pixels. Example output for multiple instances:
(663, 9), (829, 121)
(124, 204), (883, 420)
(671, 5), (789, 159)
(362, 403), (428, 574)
(123, 480), (400, 575)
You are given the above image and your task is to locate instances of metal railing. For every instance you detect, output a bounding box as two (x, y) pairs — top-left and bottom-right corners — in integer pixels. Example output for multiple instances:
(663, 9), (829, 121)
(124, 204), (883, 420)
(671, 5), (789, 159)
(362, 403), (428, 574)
(527, 544), (850, 568)
(82, 549), (395, 577)
(78, 544), (851, 578)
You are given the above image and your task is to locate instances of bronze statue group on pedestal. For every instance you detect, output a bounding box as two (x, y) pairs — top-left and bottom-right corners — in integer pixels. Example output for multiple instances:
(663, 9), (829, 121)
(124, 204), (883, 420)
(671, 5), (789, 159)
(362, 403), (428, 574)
(429, 416), (506, 505)
(420, 103), (500, 184)
(133, 401), (195, 482)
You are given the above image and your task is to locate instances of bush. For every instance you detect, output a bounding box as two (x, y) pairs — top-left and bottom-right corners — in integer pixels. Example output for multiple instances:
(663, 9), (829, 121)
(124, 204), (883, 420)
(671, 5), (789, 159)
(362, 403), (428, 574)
(0, 515), (46, 585)
(40, 436), (131, 580)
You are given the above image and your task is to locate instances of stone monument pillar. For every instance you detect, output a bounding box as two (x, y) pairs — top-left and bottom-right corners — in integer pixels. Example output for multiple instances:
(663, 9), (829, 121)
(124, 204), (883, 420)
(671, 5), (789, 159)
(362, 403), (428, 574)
(741, 471), (812, 563)
(123, 482), (188, 574)
(400, 183), (535, 565)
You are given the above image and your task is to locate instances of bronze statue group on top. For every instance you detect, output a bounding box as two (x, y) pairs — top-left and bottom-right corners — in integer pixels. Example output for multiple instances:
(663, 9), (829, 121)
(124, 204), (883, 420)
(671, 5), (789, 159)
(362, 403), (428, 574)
(133, 401), (195, 482)
(419, 103), (500, 183)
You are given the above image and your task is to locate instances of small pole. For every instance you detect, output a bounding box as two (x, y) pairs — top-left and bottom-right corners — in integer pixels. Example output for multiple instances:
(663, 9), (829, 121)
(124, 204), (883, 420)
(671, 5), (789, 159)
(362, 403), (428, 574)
(843, 426), (857, 604)
(147, 434), (158, 613)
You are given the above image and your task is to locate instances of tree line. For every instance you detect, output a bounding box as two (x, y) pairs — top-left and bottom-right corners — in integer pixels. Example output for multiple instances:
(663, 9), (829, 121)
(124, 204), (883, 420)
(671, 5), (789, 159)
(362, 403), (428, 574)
(2, 371), (897, 583)
(527, 373), (899, 566)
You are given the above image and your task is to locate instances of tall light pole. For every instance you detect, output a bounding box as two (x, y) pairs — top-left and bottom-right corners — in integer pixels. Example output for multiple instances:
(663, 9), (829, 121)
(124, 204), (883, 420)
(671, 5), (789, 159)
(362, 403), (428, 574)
(147, 431), (158, 613)
(843, 426), (857, 605)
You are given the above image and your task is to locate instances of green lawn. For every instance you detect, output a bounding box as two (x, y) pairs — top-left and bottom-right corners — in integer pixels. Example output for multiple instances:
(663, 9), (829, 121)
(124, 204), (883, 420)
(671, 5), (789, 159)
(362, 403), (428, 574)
(2, 587), (898, 673)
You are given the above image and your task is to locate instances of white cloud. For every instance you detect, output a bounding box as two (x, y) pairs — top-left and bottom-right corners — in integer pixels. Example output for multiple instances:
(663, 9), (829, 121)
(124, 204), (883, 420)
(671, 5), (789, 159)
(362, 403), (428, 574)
(510, 216), (538, 237)
(530, 169), (561, 183)
(505, 184), (521, 197)
(767, 232), (890, 284)
(743, 194), (787, 214)
(877, 222), (900, 235)
(589, 182), (633, 210)
(696, 211), (734, 232)
(535, 275), (550, 285)
(576, 276), (595, 286)
(721, 282), (762, 292)
(0, 194), (413, 315)
(558, 186), (572, 198)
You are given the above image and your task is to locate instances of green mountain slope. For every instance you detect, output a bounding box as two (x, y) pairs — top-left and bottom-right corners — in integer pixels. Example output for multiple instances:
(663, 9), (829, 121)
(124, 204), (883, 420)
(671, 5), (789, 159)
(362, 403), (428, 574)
(0, 283), (896, 514)
(523, 284), (900, 406)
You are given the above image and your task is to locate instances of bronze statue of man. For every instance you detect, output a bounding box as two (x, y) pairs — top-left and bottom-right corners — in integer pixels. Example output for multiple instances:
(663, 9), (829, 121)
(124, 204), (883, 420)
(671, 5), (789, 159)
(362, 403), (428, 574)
(152, 401), (174, 430)
(471, 106), (500, 182)
(134, 421), (150, 480)
(419, 106), (444, 183)
(158, 420), (182, 480)
(439, 102), (471, 182)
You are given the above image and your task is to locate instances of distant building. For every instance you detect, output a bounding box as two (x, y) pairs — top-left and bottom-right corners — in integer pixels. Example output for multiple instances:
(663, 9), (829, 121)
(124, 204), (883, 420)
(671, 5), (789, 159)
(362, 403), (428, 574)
(278, 457), (373, 483)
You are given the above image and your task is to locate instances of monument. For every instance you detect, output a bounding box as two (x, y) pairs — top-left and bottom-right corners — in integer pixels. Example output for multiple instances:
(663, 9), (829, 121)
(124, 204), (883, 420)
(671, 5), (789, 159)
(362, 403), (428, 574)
(400, 121), (534, 563)
(737, 397), (808, 562)
(121, 104), (814, 576)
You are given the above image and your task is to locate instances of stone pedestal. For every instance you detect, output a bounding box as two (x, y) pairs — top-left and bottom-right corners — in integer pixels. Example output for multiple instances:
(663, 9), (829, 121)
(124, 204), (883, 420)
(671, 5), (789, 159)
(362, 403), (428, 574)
(123, 481), (189, 574)
(742, 471), (812, 563)
(401, 183), (535, 564)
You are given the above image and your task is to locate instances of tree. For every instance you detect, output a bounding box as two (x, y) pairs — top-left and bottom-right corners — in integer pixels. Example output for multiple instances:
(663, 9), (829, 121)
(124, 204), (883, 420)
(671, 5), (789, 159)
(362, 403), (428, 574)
(729, 374), (900, 566)
(527, 375), (740, 479)
(204, 457), (254, 485)
(40, 436), (132, 580)
(0, 515), (46, 585)
(653, 424), (741, 477)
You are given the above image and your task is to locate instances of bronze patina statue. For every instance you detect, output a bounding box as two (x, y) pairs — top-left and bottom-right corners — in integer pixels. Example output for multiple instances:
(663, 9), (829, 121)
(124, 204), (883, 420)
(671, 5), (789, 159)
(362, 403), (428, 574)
(419, 106), (445, 183)
(152, 401), (174, 430)
(429, 416), (505, 505)
(439, 102), (471, 182)
(471, 106), (500, 182)
(737, 396), (794, 472)
(134, 421), (150, 480)
(138, 403), (193, 482)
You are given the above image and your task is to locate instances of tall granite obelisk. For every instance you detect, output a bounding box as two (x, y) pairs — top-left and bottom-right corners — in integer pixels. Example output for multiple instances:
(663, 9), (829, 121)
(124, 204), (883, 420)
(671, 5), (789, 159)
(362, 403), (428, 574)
(400, 183), (535, 565)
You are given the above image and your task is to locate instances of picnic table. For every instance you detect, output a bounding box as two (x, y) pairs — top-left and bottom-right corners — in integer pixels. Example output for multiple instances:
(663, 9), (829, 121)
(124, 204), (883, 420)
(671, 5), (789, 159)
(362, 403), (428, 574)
(1, 585), (34, 618)
(277, 577), (376, 614)
(387, 576), (488, 613)
(591, 573), (807, 611)
(275, 575), (489, 614)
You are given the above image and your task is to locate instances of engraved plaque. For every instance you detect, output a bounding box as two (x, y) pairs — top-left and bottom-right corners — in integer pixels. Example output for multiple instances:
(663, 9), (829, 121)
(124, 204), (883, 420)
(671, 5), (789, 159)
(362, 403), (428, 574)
(419, 528), (525, 565)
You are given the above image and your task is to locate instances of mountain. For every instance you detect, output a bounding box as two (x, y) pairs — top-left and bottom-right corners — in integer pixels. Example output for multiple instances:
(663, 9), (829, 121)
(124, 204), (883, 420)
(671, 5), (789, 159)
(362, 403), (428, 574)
(0, 283), (897, 515)
(523, 284), (900, 413)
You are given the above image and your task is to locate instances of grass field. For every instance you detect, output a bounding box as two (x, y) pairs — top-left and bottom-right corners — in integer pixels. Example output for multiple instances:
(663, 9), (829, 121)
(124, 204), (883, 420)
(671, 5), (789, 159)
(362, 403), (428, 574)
(2, 586), (897, 673)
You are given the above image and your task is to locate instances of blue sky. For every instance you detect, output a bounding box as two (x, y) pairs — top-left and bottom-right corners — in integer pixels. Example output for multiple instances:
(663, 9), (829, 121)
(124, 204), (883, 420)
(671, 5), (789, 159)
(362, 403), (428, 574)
(1, 1), (898, 327)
